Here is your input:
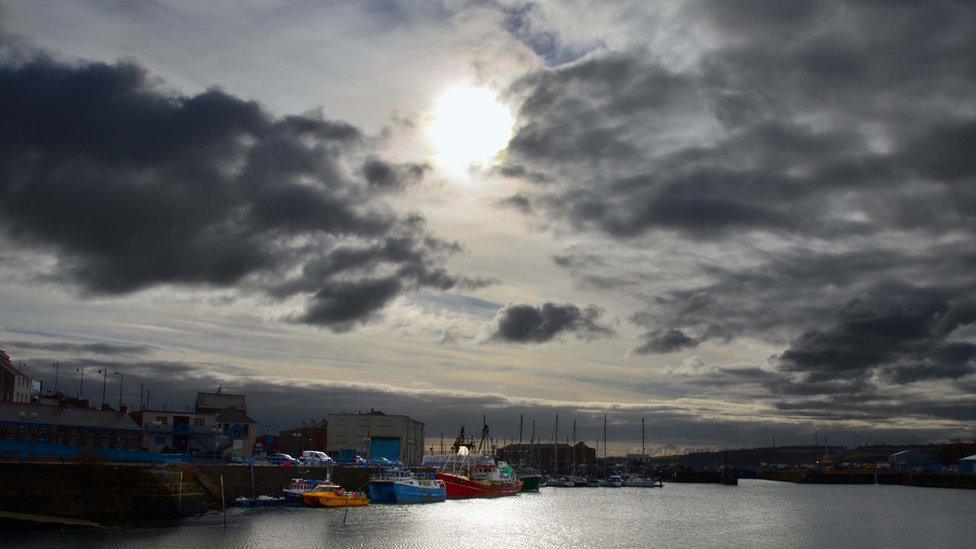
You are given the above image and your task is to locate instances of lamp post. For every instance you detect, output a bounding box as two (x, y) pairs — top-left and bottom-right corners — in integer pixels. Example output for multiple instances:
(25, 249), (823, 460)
(96, 368), (108, 408)
(113, 372), (124, 409)
(53, 363), (59, 394)
(76, 366), (85, 399)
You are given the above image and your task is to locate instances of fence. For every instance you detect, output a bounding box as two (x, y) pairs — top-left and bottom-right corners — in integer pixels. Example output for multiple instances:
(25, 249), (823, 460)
(0, 440), (196, 464)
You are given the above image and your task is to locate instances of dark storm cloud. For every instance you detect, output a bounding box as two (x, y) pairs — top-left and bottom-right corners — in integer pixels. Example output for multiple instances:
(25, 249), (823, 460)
(0, 48), (475, 330)
(19, 355), (971, 447)
(491, 302), (614, 343)
(504, 1), (976, 240)
(777, 289), (976, 386)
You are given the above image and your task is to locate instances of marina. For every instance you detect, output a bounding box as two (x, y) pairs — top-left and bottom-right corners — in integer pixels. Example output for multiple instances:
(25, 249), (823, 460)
(6, 481), (976, 548)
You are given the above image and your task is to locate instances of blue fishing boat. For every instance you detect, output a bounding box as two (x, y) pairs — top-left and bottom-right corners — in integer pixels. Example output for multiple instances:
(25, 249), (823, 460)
(368, 469), (446, 504)
(391, 477), (446, 503)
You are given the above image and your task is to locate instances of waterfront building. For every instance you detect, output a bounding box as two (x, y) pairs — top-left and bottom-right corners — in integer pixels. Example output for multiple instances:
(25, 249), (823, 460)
(279, 419), (327, 457)
(889, 449), (941, 472)
(130, 409), (222, 455)
(214, 406), (258, 458)
(128, 389), (258, 458)
(961, 455), (976, 475)
(497, 442), (597, 474)
(0, 400), (142, 450)
(0, 348), (33, 403)
(327, 410), (424, 465)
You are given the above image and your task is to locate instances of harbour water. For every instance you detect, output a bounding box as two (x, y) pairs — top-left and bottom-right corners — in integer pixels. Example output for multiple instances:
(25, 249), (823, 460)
(7, 480), (976, 548)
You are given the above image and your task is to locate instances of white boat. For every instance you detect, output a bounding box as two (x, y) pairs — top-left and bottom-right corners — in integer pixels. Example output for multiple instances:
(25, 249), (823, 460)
(599, 475), (624, 487)
(623, 476), (663, 487)
(547, 476), (575, 487)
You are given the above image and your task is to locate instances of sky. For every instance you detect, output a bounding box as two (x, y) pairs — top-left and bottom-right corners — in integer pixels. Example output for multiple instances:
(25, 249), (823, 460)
(1, 0), (975, 455)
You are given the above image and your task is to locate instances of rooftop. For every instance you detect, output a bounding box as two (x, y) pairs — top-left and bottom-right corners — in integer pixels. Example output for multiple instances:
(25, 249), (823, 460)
(216, 406), (256, 424)
(195, 391), (247, 412)
(0, 401), (141, 431)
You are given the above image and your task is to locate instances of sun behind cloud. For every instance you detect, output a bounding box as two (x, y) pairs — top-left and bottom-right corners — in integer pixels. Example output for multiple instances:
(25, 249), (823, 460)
(426, 85), (514, 174)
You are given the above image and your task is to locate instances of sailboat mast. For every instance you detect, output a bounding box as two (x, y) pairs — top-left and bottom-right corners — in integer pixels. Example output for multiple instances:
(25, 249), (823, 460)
(603, 413), (608, 478)
(553, 413), (559, 474)
(641, 417), (645, 455)
(531, 419), (536, 468)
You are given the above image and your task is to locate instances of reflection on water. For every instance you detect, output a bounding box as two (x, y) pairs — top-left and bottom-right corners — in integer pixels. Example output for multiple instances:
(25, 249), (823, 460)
(7, 480), (976, 548)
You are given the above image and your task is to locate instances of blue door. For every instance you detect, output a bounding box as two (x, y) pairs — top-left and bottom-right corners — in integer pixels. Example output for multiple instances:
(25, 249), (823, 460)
(370, 438), (401, 462)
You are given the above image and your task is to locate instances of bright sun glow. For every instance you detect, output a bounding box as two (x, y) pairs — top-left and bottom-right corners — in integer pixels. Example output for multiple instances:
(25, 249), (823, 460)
(426, 85), (514, 173)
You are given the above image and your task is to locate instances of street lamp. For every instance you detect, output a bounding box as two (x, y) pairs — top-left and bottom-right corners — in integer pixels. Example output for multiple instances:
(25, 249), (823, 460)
(113, 372), (124, 409)
(76, 366), (85, 399)
(96, 368), (108, 408)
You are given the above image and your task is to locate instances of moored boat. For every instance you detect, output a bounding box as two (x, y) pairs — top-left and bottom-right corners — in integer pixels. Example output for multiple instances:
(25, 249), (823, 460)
(436, 471), (523, 498)
(547, 476), (575, 487)
(368, 468), (446, 504)
(282, 478), (325, 505)
(302, 483), (370, 507)
(517, 469), (543, 492)
(434, 423), (523, 499)
(623, 476), (663, 488)
(598, 474), (624, 487)
(392, 477), (447, 503)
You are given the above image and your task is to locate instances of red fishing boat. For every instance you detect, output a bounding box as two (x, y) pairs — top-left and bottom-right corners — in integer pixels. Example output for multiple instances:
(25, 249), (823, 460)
(428, 423), (523, 499)
(437, 470), (523, 499)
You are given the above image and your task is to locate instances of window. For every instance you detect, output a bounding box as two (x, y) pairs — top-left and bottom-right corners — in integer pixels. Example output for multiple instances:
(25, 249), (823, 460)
(193, 418), (205, 427)
(155, 416), (168, 425)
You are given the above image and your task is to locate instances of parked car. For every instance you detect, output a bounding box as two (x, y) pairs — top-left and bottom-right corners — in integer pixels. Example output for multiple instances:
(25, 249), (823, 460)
(268, 453), (302, 467)
(300, 450), (334, 466)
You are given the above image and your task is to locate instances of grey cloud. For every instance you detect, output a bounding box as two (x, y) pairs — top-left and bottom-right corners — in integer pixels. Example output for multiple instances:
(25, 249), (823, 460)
(497, 193), (533, 213)
(498, 2), (603, 67)
(492, 302), (614, 343)
(777, 289), (976, 388)
(5, 340), (155, 357)
(362, 158), (429, 191)
(0, 46), (477, 331)
(501, 0), (976, 406)
(635, 329), (699, 354)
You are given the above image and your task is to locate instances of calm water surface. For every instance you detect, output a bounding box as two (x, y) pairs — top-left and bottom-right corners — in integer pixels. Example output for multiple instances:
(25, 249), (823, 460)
(7, 480), (976, 548)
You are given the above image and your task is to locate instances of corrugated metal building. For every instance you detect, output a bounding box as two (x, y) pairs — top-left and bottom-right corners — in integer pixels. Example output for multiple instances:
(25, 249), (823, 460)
(326, 410), (424, 465)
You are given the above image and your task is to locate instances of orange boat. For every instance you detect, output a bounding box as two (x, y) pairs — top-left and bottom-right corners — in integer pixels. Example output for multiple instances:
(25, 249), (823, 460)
(301, 483), (369, 507)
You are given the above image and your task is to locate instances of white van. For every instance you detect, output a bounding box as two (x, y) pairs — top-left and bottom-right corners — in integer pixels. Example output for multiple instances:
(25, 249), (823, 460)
(301, 450), (334, 465)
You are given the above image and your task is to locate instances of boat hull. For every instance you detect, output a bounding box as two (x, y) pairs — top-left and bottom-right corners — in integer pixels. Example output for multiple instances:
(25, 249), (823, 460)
(367, 481), (397, 504)
(436, 473), (522, 499)
(302, 492), (370, 507)
(623, 477), (663, 488)
(392, 482), (446, 504)
(519, 474), (543, 492)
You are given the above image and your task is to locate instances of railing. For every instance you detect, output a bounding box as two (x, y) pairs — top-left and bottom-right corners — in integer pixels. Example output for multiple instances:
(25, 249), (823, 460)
(0, 440), (197, 464)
